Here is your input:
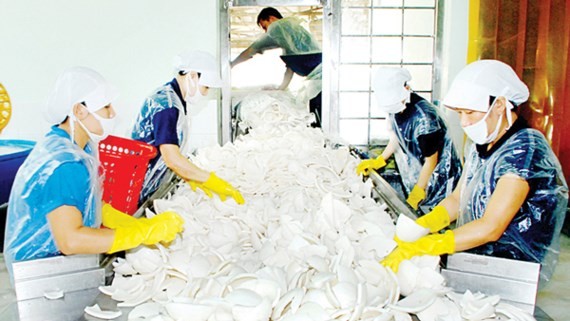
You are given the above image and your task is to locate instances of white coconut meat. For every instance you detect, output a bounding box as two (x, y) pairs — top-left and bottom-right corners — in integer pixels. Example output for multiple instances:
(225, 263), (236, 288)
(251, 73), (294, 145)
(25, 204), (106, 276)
(101, 92), (535, 321)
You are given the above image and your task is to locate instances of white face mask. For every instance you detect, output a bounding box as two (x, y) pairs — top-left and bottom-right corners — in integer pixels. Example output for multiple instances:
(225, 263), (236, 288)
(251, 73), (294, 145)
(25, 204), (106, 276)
(404, 88), (411, 103)
(78, 110), (116, 143)
(383, 102), (406, 114)
(184, 77), (206, 105)
(381, 89), (410, 114)
(462, 100), (503, 145)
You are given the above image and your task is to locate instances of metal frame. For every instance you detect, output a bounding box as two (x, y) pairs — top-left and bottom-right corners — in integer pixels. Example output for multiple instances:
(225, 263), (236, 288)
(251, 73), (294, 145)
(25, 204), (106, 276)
(220, 1), (232, 144)
(219, 0), (444, 145)
(323, 0), (339, 136)
(369, 171), (417, 221)
(233, 0), (322, 5)
(432, 0), (445, 104)
(336, 1), (443, 149)
(219, 0), (331, 143)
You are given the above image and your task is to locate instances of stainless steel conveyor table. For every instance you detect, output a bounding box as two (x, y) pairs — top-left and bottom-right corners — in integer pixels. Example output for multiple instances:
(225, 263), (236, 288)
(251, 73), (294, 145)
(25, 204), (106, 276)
(0, 167), (555, 320)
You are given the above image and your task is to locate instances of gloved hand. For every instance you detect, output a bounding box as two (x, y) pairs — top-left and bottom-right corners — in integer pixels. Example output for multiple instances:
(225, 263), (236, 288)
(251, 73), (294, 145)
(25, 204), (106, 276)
(189, 172), (245, 205)
(381, 230), (455, 272)
(406, 185), (426, 210)
(102, 203), (137, 229)
(188, 180), (213, 198)
(107, 211), (185, 253)
(416, 205), (451, 233)
(356, 156), (387, 176)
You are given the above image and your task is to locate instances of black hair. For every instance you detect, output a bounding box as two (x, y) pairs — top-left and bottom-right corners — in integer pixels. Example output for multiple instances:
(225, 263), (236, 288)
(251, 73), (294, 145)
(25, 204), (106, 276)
(489, 96), (519, 112)
(178, 71), (202, 77)
(257, 7), (283, 25)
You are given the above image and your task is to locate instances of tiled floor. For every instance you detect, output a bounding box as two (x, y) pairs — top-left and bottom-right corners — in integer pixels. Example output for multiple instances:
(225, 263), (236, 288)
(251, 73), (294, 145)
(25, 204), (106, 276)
(0, 235), (568, 320)
(536, 234), (570, 320)
(0, 254), (15, 315)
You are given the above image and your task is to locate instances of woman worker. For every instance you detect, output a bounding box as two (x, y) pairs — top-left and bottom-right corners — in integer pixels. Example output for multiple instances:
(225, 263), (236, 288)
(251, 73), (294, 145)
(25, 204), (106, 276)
(4, 67), (184, 280)
(131, 50), (244, 205)
(357, 67), (462, 213)
(382, 60), (568, 284)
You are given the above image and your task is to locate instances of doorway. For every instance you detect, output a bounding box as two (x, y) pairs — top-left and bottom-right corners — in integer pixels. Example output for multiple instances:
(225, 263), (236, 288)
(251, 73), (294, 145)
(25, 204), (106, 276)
(219, 0), (443, 151)
(219, 0), (328, 143)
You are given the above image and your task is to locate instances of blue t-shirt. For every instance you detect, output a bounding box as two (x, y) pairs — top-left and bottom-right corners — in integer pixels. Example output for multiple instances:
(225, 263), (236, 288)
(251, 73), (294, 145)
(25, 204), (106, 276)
(131, 79), (187, 201)
(4, 126), (94, 263)
(132, 79), (185, 150)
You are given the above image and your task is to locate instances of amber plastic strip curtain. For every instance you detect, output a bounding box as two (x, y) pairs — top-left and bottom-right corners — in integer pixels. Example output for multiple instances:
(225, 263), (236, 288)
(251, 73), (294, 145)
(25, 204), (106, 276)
(467, 0), (570, 183)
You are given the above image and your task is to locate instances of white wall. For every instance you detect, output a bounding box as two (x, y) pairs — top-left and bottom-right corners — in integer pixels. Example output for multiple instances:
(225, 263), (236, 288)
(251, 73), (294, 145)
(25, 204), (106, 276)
(1, 0), (470, 154)
(0, 0), (219, 147)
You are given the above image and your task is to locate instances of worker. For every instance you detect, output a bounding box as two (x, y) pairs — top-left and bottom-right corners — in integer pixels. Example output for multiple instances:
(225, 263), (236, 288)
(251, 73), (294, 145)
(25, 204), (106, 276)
(3, 67), (184, 280)
(382, 60), (568, 285)
(356, 67), (462, 213)
(131, 50), (244, 204)
(230, 7), (323, 127)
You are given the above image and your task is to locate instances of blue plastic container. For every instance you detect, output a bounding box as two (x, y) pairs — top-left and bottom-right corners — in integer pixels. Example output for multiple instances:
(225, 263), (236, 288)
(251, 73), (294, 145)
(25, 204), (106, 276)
(0, 140), (36, 204)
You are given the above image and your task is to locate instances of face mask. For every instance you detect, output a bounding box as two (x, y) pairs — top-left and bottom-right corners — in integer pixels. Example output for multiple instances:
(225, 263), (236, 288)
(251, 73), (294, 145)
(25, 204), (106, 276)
(383, 102), (406, 114)
(78, 110), (116, 143)
(382, 89), (410, 114)
(404, 88), (411, 104)
(462, 100), (503, 145)
(184, 77), (206, 105)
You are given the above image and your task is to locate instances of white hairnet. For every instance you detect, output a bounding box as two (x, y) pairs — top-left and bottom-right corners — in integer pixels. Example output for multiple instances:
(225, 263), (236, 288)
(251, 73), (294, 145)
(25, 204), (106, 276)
(44, 66), (118, 124)
(172, 50), (222, 88)
(443, 60), (529, 112)
(372, 67), (412, 110)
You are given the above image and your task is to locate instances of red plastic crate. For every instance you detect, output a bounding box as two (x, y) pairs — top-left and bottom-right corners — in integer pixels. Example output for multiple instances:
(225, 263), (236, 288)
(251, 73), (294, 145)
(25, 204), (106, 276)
(99, 135), (157, 215)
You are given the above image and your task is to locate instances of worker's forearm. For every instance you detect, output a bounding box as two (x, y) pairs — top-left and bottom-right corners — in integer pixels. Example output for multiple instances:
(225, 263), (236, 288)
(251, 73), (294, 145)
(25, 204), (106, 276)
(231, 47), (255, 68)
(277, 68), (294, 90)
(166, 154), (210, 182)
(416, 152), (438, 189)
(381, 134), (398, 160)
(451, 177), (529, 252)
(48, 206), (115, 255)
(161, 145), (210, 182)
(452, 218), (503, 252)
(59, 227), (115, 255)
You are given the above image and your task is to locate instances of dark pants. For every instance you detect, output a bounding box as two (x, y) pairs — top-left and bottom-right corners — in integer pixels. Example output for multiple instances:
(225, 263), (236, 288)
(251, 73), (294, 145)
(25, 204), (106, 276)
(309, 92), (322, 128)
(0, 203), (6, 251)
(563, 208), (570, 236)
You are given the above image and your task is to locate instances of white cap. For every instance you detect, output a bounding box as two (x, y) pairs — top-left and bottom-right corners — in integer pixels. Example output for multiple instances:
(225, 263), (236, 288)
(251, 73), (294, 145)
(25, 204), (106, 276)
(443, 60), (529, 112)
(172, 50), (222, 88)
(44, 66), (119, 124)
(372, 67), (412, 111)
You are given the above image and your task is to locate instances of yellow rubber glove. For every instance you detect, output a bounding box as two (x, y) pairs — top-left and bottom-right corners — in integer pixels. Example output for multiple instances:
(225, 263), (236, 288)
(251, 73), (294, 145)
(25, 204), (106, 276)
(416, 205), (451, 233)
(356, 156), (387, 176)
(107, 211), (184, 254)
(102, 203), (137, 229)
(188, 180), (214, 198)
(406, 185), (426, 210)
(382, 230), (455, 272)
(191, 172), (245, 204)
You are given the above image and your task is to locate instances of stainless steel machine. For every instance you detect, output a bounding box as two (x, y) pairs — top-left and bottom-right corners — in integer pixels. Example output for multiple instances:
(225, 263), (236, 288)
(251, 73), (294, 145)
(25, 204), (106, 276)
(0, 142), (552, 321)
